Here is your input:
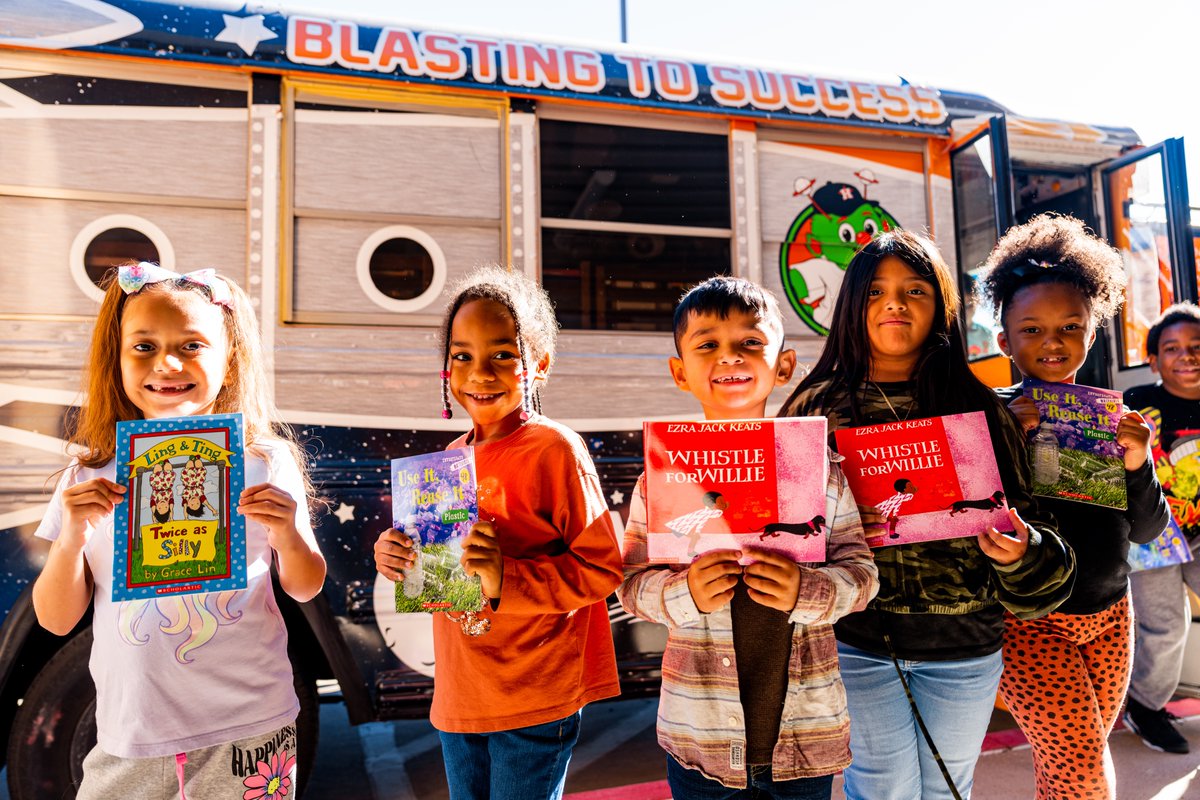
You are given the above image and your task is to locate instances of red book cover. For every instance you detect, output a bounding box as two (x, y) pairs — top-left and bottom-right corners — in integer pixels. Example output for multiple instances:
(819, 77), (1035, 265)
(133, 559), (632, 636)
(643, 417), (828, 564)
(834, 411), (1012, 548)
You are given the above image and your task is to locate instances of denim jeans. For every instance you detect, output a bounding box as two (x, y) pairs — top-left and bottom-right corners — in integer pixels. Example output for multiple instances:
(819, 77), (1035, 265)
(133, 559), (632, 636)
(666, 755), (834, 800)
(837, 642), (1003, 800)
(438, 711), (581, 800)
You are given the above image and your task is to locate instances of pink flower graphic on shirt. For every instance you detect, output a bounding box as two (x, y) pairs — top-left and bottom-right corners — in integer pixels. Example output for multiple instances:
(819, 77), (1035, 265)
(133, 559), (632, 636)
(242, 750), (296, 800)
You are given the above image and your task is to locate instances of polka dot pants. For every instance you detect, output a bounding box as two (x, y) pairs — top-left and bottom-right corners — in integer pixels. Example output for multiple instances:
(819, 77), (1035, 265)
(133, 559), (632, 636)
(998, 593), (1132, 800)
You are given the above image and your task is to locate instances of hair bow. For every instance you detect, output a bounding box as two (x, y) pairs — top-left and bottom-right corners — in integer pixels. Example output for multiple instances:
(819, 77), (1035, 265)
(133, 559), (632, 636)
(1009, 258), (1061, 281)
(117, 262), (232, 307)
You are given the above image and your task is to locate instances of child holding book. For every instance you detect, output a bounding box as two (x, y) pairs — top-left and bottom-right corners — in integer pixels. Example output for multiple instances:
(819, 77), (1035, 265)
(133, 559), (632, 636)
(1122, 302), (1200, 755)
(32, 264), (326, 799)
(780, 231), (1075, 800)
(978, 214), (1168, 797)
(618, 276), (879, 799)
(373, 266), (622, 800)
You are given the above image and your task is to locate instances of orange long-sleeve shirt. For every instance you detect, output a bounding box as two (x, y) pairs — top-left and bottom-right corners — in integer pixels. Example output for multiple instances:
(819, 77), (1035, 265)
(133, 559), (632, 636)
(430, 415), (623, 733)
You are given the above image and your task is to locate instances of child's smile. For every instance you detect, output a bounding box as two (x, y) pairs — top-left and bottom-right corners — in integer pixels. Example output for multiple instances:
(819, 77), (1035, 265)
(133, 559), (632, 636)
(669, 308), (793, 421)
(998, 282), (1093, 384)
(1151, 321), (1200, 399)
(448, 298), (547, 443)
(120, 290), (229, 419)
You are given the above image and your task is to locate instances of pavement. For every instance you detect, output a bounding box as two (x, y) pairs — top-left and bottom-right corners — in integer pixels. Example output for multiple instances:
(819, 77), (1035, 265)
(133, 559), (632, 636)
(304, 696), (1200, 800)
(4, 696), (1197, 799)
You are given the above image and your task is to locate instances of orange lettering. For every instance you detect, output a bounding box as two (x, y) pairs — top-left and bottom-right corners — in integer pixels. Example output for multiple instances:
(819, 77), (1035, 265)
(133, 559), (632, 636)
(616, 55), (654, 98)
(708, 65), (748, 106)
(375, 29), (424, 74)
(420, 33), (466, 79)
(338, 23), (371, 67)
(288, 18), (334, 64)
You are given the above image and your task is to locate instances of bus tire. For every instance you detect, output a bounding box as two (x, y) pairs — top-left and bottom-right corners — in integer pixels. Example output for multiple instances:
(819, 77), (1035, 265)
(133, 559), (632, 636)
(5, 628), (321, 800)
(5, 628), (95, 800)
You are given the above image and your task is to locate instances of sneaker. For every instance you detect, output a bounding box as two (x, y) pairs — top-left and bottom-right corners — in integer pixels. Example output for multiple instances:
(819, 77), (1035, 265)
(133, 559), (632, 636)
(1123, 697), (1190, 754)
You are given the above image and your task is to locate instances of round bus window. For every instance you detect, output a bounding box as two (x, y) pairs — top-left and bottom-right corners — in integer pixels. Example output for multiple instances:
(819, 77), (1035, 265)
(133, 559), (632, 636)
(83, 228), (160, 288)
(368, 237), (436, 300)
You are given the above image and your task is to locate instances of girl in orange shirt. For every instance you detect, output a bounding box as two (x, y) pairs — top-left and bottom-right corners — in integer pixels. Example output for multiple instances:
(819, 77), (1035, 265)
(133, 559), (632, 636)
(373, 266), (622, 800)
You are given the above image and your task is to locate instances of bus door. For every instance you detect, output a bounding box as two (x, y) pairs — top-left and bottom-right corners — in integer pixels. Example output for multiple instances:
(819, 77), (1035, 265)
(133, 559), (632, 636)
(950, 115), (1015, 387)
(1098, 138), (1194, 389)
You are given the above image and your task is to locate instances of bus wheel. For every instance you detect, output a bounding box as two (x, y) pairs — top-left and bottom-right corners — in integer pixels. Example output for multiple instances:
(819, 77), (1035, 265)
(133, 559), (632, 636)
(6, 628), (95, 799)
(6, 629), (321, 799)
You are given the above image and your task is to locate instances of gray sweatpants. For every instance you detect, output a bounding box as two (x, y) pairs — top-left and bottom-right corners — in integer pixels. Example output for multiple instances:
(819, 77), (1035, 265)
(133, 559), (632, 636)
(77, 721), (298, 800)
(1128, 560), (1200, 709)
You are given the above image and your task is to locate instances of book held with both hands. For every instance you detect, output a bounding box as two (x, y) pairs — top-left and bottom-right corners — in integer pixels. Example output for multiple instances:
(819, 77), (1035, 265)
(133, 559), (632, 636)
(390, 448), (483, 612)
(642, 417), (829, 564)
(1022, 378), (1127, 510)
(834, 411), (1012, 548)
(112, 413), (247, 602)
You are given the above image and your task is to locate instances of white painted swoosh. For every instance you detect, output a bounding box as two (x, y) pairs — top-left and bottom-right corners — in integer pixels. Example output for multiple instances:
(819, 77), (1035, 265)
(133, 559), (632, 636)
(0, 0), (143, 50)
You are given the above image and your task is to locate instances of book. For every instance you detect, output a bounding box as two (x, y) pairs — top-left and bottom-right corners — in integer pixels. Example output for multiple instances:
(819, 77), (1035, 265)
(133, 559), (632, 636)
(1023, 378), (1126, 509)
(642, 417), (829, 564)
(1127, 413), (1198, 571)
(834, 411), (1012, 548)
(1129, 518), (1195, 572)
(112, 413), (246, 601)
(390, 448), (483, 612)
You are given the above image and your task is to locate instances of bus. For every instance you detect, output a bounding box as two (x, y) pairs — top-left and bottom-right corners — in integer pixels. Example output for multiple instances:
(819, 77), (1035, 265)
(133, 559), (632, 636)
(0, 1), (1194, 796)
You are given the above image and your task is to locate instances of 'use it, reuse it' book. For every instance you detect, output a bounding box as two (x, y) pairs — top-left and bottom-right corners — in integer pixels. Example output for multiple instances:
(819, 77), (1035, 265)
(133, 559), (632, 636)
(835, 411), (1012, 548)
(390, 448), (483, 613)
(643, 417), (828, 564)
(112, 413), (247, 602)
(1023, 378), (1126, 510)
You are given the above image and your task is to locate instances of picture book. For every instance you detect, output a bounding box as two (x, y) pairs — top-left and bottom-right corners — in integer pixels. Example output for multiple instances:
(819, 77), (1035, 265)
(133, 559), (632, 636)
(390, 447), (482, 613)
(1127, 413), (1199, 571)
(834, 411), (1012, 548)
(642, 417), (828, 564)
(1129, 518), (1194, 572)
(1023, 378), (1126, 509)
(112, 413), (246, 602)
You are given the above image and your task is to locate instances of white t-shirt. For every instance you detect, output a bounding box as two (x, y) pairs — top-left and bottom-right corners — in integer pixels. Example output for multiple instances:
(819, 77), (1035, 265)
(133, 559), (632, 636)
(36, 440), (316, 758)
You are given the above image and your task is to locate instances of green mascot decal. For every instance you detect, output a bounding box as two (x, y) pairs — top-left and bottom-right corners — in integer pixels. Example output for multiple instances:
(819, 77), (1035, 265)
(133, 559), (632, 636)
(779, 174), (900, 335)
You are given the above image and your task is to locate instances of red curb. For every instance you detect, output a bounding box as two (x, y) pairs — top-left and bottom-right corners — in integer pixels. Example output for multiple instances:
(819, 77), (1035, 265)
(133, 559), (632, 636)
(564, 779), (671, 800)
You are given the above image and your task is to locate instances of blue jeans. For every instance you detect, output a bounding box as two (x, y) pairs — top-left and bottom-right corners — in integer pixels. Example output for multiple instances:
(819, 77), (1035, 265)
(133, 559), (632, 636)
(838, 642), (1002, 800)
(439, 711), (581, 800)
(666, 755), (834, 800)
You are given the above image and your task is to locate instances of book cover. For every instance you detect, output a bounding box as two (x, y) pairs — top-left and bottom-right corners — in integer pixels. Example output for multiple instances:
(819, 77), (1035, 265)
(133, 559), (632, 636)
(112, 413), (246, 602)
(835, 411), (1012, 548)
(1127, 412), (1199, 571)
(1129, 518), (1195, 572)
(390, 448), (483, 612)
(643, 417), (828, 564)
(1023, 378), (1127, 509)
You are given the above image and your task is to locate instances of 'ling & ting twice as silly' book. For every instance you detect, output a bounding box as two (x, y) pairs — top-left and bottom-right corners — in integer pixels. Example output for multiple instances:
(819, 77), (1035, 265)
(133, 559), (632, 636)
(112, 413), (247, 602)
(1023, 378), (1126, 510)
(835, 411), (1012, 548)
(390, 448), (483, 613)
(642, 417), (828, 564)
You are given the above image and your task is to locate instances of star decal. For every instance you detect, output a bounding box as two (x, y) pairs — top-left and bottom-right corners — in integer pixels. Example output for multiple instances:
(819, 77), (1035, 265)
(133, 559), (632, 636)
(610, 489), (625, 506)
(214, 14), (277, 56)
(332, 502), (356, 524)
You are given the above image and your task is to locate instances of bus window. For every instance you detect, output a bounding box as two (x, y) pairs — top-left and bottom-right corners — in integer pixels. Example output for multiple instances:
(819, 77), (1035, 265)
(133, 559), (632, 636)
(539, 120), (731, 331)
(1106, 149), (1177, 368)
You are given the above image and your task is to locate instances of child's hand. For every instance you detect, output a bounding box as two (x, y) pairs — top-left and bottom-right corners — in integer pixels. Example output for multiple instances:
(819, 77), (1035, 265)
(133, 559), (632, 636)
(61, 478), (125, 545)
(742, 549), (801, 612)
(374, 527), (416, 581)
(978, 507), (1029, 566)
(238, 483), (302, 550)
(856, 504), (885, 535)
(461, 521), (503, 599)
(1116, 408), (1152, 471)
(686, 550), (742, 613)
(1007, 395), (1041, 434)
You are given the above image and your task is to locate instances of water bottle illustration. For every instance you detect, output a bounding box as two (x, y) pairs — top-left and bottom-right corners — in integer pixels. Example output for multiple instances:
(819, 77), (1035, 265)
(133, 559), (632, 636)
(401, 514), (425, 599)
(1032, 422), (1061, 484)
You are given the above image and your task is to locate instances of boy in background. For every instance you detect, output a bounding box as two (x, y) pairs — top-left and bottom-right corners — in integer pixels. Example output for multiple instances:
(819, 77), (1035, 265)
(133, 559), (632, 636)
(1124, 303), (1200, 755)
(617, 277), (879, 798)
